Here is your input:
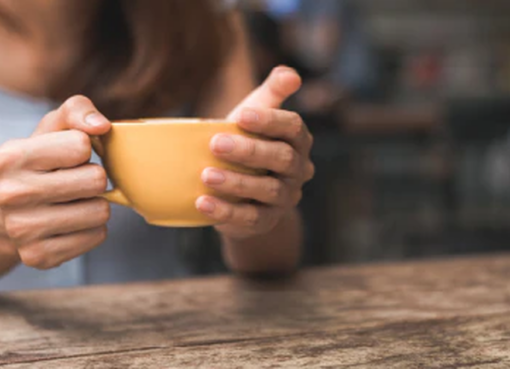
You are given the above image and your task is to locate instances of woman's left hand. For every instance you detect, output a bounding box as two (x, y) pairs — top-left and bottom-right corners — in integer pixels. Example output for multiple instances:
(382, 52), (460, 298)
(196, 66), (315, 239)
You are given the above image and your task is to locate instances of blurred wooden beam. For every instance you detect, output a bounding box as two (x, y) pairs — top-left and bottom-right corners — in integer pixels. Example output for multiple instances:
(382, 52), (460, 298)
(343, 103), (442, 135)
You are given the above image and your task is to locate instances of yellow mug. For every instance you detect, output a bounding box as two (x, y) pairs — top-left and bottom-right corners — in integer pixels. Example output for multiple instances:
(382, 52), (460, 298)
(96, 118), (261, 227)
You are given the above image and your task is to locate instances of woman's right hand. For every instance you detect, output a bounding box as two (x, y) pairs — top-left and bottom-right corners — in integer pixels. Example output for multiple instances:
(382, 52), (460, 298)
(0, 95), (112, 271)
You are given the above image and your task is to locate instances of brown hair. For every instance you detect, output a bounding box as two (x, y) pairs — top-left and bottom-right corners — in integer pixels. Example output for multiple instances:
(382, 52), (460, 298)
(51, 0), (234, 119)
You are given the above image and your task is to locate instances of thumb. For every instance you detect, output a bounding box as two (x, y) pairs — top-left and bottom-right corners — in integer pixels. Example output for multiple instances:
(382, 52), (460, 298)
(228, 66), (302, 120)
(32, 95), (111, 137)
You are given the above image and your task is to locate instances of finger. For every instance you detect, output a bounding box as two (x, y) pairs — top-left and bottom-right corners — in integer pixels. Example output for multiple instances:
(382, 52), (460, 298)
(17, 226), (107, 270)
(236, 108), (313, 153)
(304, 160), (315, 182)
(202, 168), (288, 206)
(196, 195), (280, 230)
(0, 208), (6, 237)
(0, 238), (19, 265)
(33, 95), (110, 136)
(0, 164), (107, 207)
(0, 130), (93, 173)
(210, 134), (300, 177)
(228, 66), (302, 120)
(3, 198), (110, 244)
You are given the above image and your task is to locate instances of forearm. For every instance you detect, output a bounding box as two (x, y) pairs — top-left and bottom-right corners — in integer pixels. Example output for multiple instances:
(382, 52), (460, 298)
(221, 208), (302, 275)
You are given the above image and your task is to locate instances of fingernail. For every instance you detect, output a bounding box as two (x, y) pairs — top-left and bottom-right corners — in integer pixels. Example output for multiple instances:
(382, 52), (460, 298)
(241, 109), (259, 124)
(197, 198), (215, 213)
(85, 112), (109, 127)
(212, 135), (235, 154)
(203, 168), (225, 185)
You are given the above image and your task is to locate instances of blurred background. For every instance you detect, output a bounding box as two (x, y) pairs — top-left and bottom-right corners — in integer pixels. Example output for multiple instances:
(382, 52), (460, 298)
(241, 0), (510, 266)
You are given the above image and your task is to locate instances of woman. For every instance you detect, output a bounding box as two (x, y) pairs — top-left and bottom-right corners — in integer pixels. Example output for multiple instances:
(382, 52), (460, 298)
(0, 0), (314, 290)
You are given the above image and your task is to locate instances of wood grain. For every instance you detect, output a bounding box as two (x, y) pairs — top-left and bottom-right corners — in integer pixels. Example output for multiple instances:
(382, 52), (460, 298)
(1, 254), (510, 368)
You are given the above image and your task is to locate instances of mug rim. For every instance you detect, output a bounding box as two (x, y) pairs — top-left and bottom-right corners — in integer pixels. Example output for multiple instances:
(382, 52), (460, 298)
(111, 118), (237, 126)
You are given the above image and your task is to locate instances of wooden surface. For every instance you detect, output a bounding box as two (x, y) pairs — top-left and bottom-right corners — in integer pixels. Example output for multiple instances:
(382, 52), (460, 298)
(1, 255), (510, 368)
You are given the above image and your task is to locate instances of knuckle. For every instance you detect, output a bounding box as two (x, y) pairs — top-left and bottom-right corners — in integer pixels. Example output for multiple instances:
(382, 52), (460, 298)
(61, 96), (96, 129)
(63, 95), (92, 113)
(243, 138), (257, 158)
(43, 109), (58, 122)
(218, 205), (234, 223)
(265, 109), (277, 128)
(40, 109), (57, 122)
(260, 109), (272, 128)
(0, 140), (24, 171)
(267, 179), (284, 203)
(0, 180), (30, 207)
(289, 113), (304, 138)
(95, 199), (111, 224)
(307, 132), (314, 148)
(89, 165), (108, 194)
(3, 213), (30, 241)
(94, 226), (108, 245)
(233, 175), (247, 196)
(279, 146), (296, 173)
(19, 246), (52, 270)
(68, 130), (92, 160)
(305, 161), (315, 181)
(244, 209), (261, 227)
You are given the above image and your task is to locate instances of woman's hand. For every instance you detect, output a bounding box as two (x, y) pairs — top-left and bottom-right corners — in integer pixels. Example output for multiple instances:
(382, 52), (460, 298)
(0, 96), (111, 271)
(197, 67), (314, 240)
(0, 214), (19, 275)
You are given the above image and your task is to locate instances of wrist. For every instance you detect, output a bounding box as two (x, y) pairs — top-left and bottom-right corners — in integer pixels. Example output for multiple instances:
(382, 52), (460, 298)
(217, 209), (291, 244)
(219, 208), (302, 275)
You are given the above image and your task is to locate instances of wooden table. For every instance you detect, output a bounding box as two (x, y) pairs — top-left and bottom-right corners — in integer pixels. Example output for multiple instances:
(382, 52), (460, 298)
(1, 255), (510, 368)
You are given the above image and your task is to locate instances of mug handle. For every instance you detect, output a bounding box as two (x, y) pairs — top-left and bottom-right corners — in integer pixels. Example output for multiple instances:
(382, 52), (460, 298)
(90, 135), (131, 208)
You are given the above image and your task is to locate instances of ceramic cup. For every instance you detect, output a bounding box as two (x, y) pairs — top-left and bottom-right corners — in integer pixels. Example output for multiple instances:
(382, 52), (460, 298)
(97, 118), (261, 227)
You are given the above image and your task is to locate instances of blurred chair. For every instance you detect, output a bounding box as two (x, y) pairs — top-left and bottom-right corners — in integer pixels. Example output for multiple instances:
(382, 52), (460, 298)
(445, 97), (510, 255)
